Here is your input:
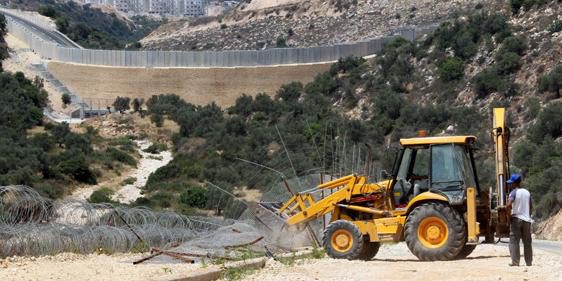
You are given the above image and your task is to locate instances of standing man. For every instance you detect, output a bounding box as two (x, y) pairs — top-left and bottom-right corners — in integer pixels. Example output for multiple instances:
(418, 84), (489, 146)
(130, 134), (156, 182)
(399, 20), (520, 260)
(506, 173), (533, 266)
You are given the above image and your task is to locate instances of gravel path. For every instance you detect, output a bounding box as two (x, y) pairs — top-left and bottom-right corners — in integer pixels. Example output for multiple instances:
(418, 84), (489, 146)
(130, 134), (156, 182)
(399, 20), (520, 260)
(113, 140), (173, 203)
(70, 140), (172, 203)
(245, 243), (562, 281)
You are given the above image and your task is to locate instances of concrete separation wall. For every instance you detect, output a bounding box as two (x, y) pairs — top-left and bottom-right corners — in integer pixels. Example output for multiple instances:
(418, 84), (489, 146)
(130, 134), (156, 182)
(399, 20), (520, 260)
(5, 11), (438, 67)
(47, 61), (332, 107)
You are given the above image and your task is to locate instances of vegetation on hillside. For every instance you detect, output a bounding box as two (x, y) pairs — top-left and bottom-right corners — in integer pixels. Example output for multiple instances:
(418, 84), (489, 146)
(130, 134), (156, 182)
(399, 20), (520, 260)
(0, 24), (138, 198)
(2, 0), (162, 49)
(514, 104), (562, 218)
(138, 7), (561, 220)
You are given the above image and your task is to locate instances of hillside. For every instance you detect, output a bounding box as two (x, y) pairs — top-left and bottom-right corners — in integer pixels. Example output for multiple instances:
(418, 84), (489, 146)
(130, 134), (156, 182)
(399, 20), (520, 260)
(0, 14), (145, 199)
(141, 0), (493, 51)
(138, 2), (561, 222)
(0, 0), (162, 49)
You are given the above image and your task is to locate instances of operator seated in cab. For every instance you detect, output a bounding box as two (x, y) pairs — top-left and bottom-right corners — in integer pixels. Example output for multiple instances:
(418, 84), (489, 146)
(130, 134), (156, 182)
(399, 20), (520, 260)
(394, 146), (430, 206)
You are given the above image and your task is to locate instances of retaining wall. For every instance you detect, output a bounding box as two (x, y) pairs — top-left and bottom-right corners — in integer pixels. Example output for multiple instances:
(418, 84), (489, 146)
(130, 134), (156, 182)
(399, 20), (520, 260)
(47, 61), (332, 107)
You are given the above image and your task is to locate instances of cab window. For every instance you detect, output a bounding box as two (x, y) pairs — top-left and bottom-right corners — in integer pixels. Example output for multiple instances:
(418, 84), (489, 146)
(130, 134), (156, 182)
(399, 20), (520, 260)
(393, 147), (429, 206)
(431, 144), (475, 191)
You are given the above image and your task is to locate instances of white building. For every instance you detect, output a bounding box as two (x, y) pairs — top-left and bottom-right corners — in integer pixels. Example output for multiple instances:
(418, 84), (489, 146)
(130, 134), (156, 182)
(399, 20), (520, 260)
(73, 0), (208, 17)
(177, 0), (205, 17)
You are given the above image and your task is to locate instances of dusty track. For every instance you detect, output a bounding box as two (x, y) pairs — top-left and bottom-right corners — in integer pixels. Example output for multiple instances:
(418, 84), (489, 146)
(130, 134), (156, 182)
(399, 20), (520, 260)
(1, 242), (560, 281)
(247, 243), (561, 281)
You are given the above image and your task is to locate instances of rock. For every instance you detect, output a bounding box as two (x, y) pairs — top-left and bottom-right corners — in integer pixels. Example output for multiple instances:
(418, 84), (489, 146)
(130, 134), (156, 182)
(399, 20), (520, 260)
(141, 0), (487, 51)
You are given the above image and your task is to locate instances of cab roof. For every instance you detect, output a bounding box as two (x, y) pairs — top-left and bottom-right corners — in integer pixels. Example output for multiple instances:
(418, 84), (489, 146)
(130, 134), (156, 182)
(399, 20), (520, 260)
(400, 136), (477, 146)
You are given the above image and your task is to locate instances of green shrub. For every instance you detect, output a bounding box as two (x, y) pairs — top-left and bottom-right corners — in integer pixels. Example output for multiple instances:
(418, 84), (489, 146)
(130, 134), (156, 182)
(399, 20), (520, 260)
(525, 97), (541, 120)
(495, 51), (521, 74)
(228, 94), (254, 117)
(121, 177), (136, 185)
(179, 186), (208, 208)
(527, 103), (562, 143)
(538, 75), (551, 92)
(55, 17), (69, 33)
(438, 57), (465, 81)
(113, 96), (131, 113)
(106, 147), (137, 166)
(151, 192), (173, 208)
(537, 65), (562, 97)
(329, 57), (366, 75)
(276, 82), (303, 102)
(132, 98), (144, 112)
(453, 31), (478, 60)
(88, 187), (115, 203)
(500, 36), (527, 55)
(61, 93), (72, 105)
(376, 38), (416, 92)
(143, 143), (168, 154)
(276, 36), (288, 48)
(472, 69), (504, 98)
(150, 113), (164, 127)
(58, 152), (97, 184)
(0, 14), (6, 35)
(38, 5), (58, 18)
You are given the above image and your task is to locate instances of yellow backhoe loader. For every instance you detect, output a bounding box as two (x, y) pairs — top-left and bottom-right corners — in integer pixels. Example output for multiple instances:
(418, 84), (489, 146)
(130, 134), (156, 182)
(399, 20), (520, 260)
(263, 108), (513, 261)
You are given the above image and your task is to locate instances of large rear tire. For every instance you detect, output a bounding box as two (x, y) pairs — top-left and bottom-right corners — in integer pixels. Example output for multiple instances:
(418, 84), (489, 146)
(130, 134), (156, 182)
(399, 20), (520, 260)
(323, 220), (365, 260)
(454, 244), (477, 259)
(404, 202), (466, 261)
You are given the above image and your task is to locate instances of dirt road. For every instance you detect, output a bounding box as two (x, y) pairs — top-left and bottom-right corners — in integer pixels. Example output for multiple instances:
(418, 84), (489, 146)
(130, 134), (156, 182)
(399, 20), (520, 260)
(0, 242), (560, 281)
(0, 253), (212, 281)
(246, 243), (562, 281)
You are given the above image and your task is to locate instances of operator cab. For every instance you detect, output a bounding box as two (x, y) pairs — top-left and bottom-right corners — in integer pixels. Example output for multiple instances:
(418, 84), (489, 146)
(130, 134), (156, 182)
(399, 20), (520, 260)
(390, 136), (479, 208)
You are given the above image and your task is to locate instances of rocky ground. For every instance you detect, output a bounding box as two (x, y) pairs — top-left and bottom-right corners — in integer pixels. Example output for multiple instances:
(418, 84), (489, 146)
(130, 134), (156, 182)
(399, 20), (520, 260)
(535, 210), (562, 241)
(141, 0), (491, 51)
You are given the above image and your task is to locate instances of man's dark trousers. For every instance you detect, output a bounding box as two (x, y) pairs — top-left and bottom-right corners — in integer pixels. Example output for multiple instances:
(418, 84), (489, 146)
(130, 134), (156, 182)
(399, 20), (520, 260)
(509, 217), (532, 266)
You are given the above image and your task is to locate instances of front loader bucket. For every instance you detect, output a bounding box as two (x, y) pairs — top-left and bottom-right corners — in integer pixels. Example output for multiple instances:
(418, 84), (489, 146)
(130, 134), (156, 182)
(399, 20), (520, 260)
(248, 202), (317, 249)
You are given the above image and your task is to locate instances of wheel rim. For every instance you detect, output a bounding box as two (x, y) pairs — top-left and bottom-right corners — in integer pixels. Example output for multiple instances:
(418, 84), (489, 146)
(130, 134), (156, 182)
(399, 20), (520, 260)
(331, 229), (353, 252)
(417, 216), (448, 248)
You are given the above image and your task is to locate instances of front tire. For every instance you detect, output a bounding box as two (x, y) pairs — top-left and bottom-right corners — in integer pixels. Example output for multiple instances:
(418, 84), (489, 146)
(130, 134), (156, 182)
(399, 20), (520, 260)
(404, 202), (466, 261)
(454, 244), (477, 259)
(323, 220), (365, 260)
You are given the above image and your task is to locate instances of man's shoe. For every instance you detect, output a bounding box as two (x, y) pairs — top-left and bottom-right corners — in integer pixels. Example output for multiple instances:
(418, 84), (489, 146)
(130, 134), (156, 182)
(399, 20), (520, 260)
(526, 264), (532, 266)
(509, 263), (519, 266)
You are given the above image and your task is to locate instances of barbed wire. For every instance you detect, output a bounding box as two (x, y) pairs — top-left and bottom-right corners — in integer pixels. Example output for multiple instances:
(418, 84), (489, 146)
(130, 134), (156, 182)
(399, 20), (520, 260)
(0, 185), (229, 257)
